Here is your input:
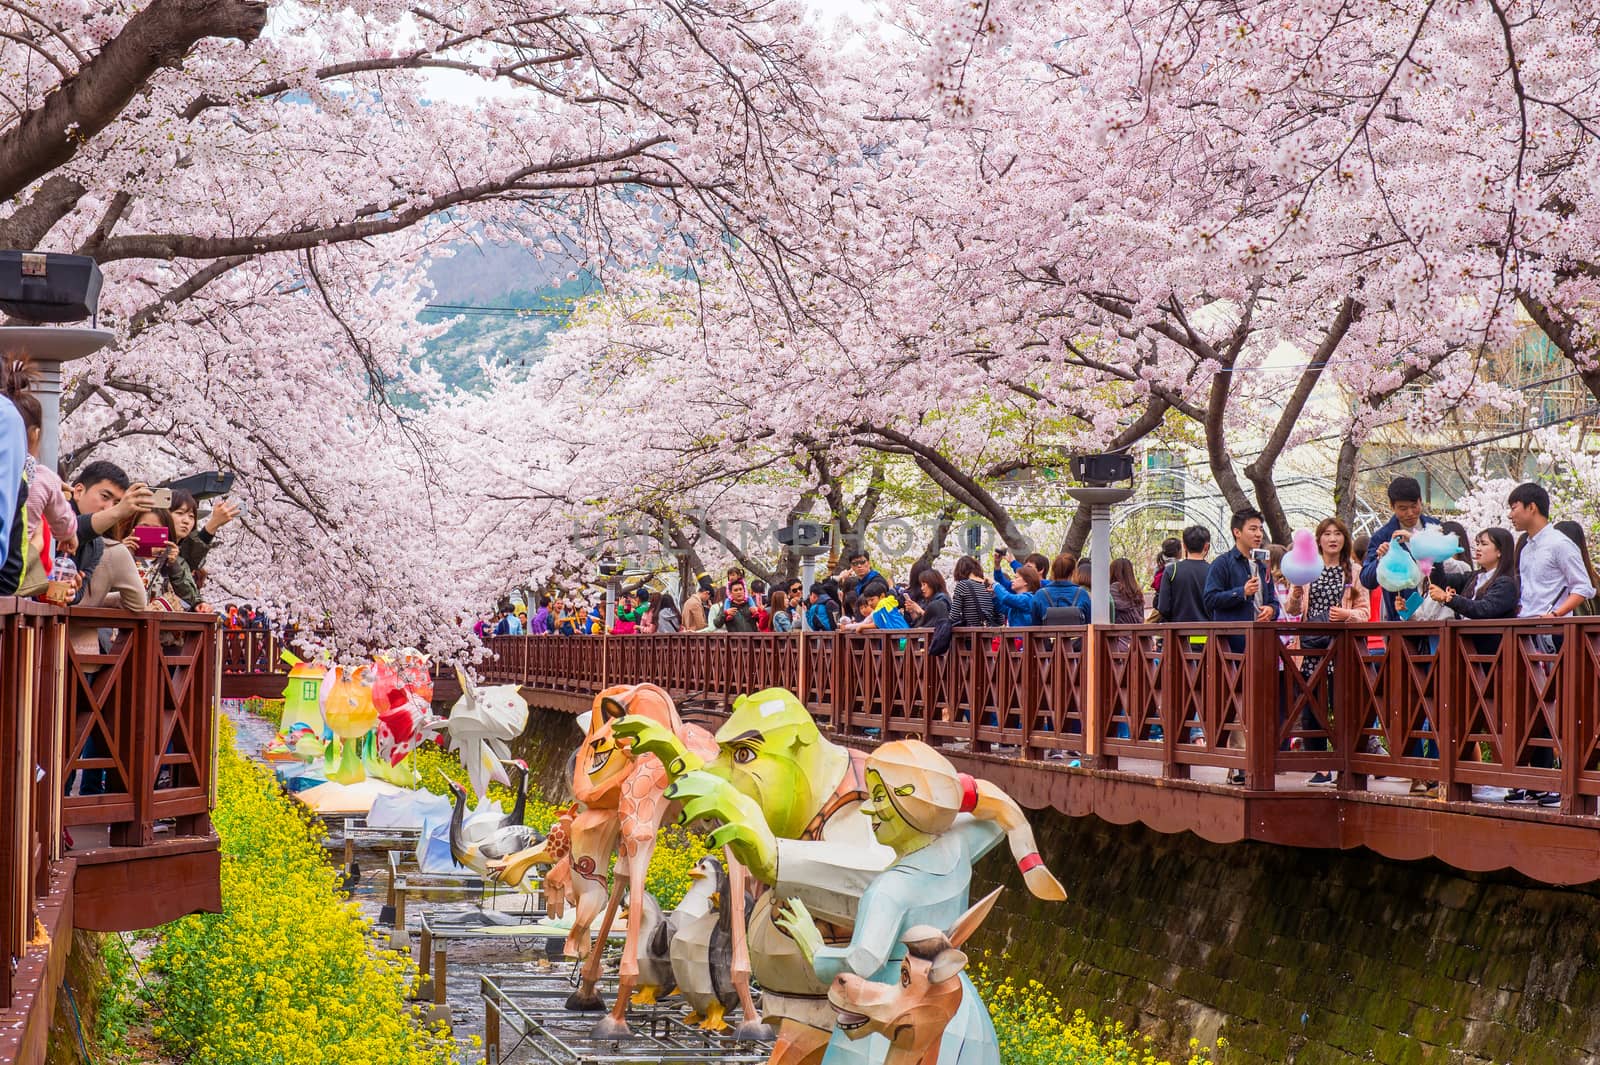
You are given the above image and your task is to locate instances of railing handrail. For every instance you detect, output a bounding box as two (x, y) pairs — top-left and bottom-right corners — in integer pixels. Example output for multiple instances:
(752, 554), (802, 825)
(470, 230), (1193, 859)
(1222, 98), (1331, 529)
(2, 604), (220, 1009)
(478, 618), (1600, 816)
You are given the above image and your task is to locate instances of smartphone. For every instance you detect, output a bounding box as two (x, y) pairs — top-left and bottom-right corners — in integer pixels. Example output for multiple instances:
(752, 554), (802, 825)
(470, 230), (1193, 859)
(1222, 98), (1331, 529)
(132, 525), (169, 557)
(149, 487), (173, 509)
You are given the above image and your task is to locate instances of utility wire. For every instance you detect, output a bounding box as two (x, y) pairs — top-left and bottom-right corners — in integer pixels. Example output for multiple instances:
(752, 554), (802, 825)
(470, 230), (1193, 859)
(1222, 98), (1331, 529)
(1359, 403), (1600, 471)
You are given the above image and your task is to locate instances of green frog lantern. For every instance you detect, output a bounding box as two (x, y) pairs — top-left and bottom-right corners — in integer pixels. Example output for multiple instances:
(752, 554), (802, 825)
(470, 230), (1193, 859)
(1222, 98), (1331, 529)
(614, 687), (896, 1061)
(614, 691), (1064, 1065)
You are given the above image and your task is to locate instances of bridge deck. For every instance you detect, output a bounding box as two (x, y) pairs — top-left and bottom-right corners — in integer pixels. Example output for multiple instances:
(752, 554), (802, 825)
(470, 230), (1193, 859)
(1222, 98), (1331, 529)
(463, 621), (1600, 885)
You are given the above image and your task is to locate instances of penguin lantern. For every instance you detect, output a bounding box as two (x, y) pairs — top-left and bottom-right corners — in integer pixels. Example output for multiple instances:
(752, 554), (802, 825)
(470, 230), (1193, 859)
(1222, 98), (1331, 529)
(637, 855), (721, 1005)
(669, 857), (748, 1031)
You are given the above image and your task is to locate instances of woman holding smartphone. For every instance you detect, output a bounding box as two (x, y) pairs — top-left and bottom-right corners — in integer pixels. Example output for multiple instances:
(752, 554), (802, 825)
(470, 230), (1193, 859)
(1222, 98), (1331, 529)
(1284, 518), (1369, 786)
(121, 508), (200, 609)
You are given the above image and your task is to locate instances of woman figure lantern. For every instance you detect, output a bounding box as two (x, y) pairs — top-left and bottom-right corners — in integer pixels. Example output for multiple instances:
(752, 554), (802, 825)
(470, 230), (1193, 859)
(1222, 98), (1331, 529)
(774, 740), (1065, 1065)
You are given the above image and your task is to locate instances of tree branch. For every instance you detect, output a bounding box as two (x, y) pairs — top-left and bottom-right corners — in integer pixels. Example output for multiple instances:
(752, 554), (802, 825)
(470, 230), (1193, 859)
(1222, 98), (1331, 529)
(0, 0), (269, 202)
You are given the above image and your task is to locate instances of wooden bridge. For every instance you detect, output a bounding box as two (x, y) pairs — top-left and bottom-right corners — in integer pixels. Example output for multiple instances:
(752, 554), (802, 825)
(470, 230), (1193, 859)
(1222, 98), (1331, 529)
(217, 630), (462, 704)
(1, 602), (221, 1065)
(477, 618), (1600, 887)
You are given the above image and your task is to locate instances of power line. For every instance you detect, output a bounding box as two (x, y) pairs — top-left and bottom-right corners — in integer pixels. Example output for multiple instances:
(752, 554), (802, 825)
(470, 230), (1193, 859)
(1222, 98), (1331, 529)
(1359, 402), (1600, 471)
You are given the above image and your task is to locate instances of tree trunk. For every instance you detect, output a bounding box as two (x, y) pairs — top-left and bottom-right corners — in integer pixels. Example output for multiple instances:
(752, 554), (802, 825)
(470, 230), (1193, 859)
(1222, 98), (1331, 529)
(0, 0), (269, 202)
(1243, 297), (1359, 543)
(854, 425), (1031, 553)
(914, 506), (958, 571)
(1059, 502), (1092, 556)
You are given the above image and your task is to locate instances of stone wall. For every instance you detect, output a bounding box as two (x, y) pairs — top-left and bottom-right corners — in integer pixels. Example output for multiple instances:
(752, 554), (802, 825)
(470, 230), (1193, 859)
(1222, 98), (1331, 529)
(514, 704), (1600, 1064)
(972, 810), (1600, 1065)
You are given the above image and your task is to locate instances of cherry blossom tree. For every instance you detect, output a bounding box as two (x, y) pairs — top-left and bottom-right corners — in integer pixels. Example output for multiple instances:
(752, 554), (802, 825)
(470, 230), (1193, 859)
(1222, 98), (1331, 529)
(1, 0), (844, 650)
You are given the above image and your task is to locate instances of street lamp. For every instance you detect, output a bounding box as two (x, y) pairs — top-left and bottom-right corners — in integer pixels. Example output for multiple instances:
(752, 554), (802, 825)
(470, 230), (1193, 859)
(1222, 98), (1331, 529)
(776, 520), (830, 705)
(1065, 453), (1136, 625)
(775, 520), (830, 631)
(0, 252), (113, 472)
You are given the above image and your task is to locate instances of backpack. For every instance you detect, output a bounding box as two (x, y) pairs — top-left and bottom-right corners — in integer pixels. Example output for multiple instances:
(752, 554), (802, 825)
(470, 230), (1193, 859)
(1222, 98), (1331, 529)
(1039, 583), (1086, 626)
(806, 602), (835, 631)
(1041, 604), (1085, 626)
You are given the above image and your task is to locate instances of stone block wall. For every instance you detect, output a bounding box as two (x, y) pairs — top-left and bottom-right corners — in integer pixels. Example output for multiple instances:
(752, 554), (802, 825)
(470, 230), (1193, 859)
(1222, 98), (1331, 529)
(973, 809), (1600, 1064)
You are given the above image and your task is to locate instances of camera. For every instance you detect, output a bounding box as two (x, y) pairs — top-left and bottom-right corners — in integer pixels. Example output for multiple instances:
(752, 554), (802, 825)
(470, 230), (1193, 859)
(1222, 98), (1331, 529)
(596, 559), (626, 578)
(0, 251), (102, 323)
(1068, 452), (1135, 486)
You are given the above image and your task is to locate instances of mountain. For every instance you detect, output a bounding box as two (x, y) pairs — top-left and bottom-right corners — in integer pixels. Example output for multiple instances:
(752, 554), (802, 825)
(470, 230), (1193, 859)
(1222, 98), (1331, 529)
(415, 242), (595, 393)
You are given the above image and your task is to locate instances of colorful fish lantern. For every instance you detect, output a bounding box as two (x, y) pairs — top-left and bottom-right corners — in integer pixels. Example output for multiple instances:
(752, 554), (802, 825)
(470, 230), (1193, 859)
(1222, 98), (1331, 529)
(399, 649), (434, 702)
(321, 665), (379, 785)
(370, 658), (410, 713)
(376, 698), (439, 767)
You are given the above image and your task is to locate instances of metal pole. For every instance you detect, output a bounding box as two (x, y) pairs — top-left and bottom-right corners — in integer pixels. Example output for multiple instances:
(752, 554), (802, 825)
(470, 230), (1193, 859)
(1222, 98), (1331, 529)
(797, 557), (815, 703)
(34, 360), (62, 471)
(1090, 503), (1113, 625)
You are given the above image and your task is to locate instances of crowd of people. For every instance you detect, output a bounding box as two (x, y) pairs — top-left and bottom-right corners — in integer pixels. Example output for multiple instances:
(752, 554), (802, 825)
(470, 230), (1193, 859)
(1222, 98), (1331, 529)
(485, 474), (1594, 807)
(488, 474), (1595, 653)
(0, 360), (241, 640)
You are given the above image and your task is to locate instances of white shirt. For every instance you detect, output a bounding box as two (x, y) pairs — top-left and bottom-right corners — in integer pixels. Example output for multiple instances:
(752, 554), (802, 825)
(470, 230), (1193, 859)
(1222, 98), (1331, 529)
(1516, 524), (1597, 617)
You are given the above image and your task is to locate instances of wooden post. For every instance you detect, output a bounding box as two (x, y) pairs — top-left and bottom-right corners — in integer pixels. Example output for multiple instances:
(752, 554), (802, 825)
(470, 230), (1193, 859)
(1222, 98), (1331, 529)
(797, 628), (807, 711)
(1083, 624), (1101, 764)
(1559, 618), (1585, 814)
(1245, 623), (1277, 791)
(1161, 628), (1185, 779)
(390, 882), (409, 951)
(485, 984), (501, 1062)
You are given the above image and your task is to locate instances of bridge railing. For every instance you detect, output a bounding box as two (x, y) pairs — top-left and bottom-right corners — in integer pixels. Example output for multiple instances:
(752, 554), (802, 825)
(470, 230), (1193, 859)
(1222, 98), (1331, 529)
(2, 602), (220, 1009)
(219, 628), (333, 674)
(485, 618), (1600, 815)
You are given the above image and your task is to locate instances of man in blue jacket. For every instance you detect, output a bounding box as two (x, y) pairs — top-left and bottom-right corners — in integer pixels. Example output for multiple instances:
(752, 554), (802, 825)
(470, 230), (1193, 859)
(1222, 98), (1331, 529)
(1204, 507), (1280, 628)
(1204, 507), (1280, 784)
(1359, 475), (1440, 620)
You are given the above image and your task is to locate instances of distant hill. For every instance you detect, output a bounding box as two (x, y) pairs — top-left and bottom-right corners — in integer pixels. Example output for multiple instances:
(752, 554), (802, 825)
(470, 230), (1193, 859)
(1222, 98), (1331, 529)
(416, 242), (595, 393)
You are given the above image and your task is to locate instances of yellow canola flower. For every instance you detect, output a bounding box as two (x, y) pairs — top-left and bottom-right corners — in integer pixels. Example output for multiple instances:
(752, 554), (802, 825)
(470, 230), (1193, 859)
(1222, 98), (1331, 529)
(148, 718), (456, 1065)
(971, 963), (1218, 1065)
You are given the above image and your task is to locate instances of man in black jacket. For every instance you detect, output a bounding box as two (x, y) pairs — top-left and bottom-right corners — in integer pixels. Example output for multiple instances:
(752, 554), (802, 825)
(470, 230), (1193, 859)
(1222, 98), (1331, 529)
(1155, 525), (1212, 622)
(68, 460), (154, 602)
(716, 579), (761, 632)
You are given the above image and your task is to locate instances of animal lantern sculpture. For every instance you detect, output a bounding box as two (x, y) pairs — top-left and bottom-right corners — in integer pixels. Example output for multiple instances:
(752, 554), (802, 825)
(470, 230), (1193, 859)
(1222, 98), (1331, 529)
(614, 687), (895, 1060)
(827, 889), (1003, 1065)
(439, 667), (528, 800)
(444, 767), (541, 878)
(533, 684), (760, 1039)
(759, 738), (1063, 1065)
(669, 857), (751, 1031)
(321, 666), (378, 785)
(490, 799), (576, 900)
